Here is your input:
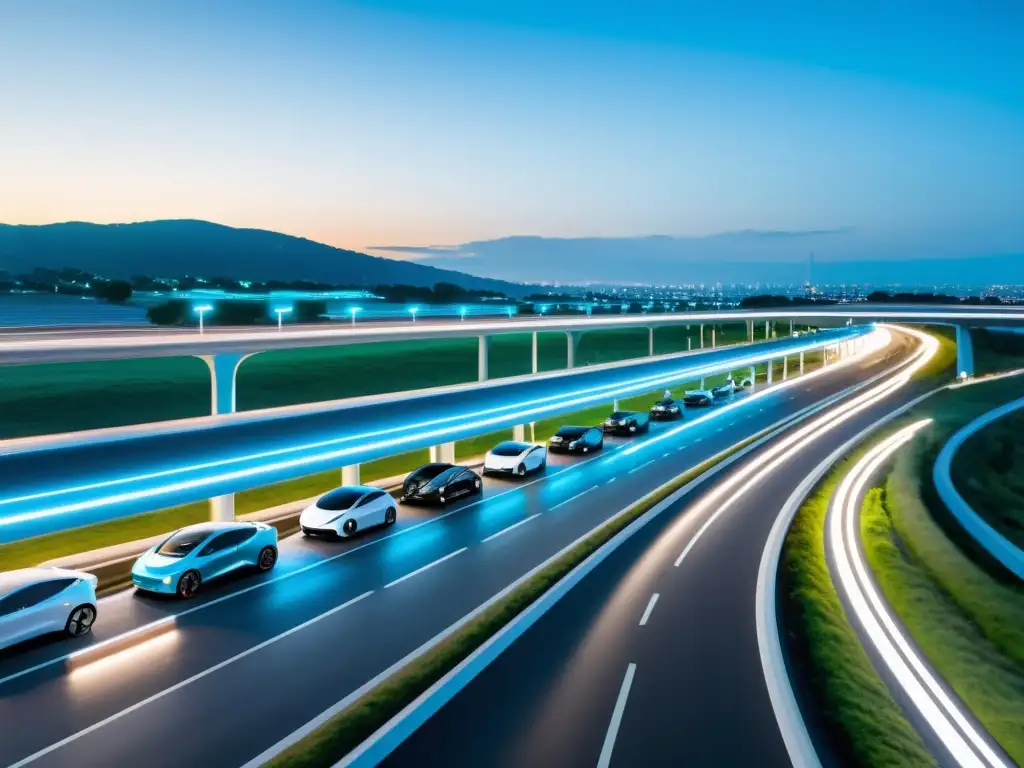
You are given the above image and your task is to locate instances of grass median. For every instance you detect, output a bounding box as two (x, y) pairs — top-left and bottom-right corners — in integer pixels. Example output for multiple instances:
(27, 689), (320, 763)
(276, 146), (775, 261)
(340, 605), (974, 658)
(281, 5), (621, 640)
(264, 422), (791, 767)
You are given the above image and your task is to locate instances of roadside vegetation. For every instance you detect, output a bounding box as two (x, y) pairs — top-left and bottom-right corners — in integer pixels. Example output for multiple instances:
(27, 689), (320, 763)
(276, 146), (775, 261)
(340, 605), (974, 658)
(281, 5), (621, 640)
(0, 322), (822, 571)
(782, 329), (1024, 765)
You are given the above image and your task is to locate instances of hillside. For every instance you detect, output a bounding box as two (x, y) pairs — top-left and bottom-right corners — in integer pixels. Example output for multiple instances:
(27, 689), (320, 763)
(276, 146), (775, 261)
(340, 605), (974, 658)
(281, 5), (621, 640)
(0, 220), (526, 295)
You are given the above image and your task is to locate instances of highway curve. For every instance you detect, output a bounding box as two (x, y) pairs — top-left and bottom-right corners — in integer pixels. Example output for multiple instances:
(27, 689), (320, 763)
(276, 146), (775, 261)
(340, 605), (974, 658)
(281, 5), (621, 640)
(379, 328), (929, 768)
(0, 329), (911, 768)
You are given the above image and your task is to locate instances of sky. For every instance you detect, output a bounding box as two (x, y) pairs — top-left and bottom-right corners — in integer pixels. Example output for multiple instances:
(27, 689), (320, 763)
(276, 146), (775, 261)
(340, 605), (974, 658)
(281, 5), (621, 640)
(1, 1), (1023, 275)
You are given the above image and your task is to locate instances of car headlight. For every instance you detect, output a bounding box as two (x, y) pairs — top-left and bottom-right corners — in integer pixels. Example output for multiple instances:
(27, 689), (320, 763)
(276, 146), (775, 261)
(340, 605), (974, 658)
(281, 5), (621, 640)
(569, 441), (578, 449)
(162, 576), (173, 585)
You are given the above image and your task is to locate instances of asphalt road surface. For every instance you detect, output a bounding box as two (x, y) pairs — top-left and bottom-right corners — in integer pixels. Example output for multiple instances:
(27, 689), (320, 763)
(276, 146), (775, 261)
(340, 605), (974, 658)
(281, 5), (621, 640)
(0, 330), (913, 768)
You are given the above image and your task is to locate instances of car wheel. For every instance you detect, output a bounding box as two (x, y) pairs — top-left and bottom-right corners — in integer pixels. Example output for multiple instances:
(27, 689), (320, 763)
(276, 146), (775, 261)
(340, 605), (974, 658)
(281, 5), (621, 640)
(385, 506), (397, 525)
(257, 545), (277, 572)
(517, 464), (526, 477)
(65, 604), (96, 638)
(177, 570), (201, 599)
(343, 519), (357, 536)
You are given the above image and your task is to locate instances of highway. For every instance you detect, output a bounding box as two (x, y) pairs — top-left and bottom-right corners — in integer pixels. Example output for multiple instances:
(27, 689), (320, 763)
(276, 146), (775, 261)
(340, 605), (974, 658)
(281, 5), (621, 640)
(0, 326), (869, 541)
(0, 330), (910, 768)
(378, 328), (930, 768)
(1, 304), (1022, 364)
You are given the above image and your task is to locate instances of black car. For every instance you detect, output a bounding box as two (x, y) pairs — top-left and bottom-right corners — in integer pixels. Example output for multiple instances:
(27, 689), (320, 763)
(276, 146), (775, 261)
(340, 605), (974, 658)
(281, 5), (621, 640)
(401, 463), (482, 505)
(547, 426), (604, 454)
(603, 410), (651, 435)
(649, 398), (683, 420)
(683, 389), (714, 407)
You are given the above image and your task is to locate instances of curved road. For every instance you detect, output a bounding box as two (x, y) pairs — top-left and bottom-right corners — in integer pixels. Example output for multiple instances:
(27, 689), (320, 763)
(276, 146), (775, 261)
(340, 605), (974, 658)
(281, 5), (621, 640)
(380, 329), (929, 768)
(0, 331), (910, 768)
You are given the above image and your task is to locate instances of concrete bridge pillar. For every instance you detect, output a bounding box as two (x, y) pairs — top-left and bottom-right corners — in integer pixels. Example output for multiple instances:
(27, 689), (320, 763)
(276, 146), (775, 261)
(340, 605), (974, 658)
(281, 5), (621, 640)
(700, 324), (705, 349)
(531, 331), (539, 373)
(430, 442), (456, 464)
(199, 352), (252, 521)
(747, 319), (754, 343)
(749, 365), (756, 391)
(565, 330), (584, 368)
(956, 325), (975, 379)
(478, 334), (490, 381)
(342, 464), (360, 486)
(648, 326), (655, 356)
(799, 351), (805, 376)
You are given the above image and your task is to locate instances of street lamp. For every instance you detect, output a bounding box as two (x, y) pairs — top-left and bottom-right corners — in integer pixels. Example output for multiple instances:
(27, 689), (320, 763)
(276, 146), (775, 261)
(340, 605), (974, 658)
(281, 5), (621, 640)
(193, 304), (213, 335)
(273, 306), (293, 331)
(349, 306), (361, 325)
(409, 306), (419, 323)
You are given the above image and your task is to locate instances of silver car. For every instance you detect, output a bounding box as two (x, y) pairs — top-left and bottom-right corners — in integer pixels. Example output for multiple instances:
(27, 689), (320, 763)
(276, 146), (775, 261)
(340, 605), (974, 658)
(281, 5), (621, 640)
(0, 567), (99, 650)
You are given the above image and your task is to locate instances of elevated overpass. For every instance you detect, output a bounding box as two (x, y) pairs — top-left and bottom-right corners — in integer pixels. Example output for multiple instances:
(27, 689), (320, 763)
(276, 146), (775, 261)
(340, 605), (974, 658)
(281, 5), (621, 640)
(0, 325), (873, 542)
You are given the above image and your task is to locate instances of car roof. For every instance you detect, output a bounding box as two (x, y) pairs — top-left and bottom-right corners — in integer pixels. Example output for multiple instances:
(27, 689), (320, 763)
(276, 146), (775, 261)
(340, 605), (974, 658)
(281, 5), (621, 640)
(556, 425), (589, 434)
(610, 411), (637, 416)
(493, 441), (533, 451)
(0, 567), (87, 598)
(173, 522), (255, 537)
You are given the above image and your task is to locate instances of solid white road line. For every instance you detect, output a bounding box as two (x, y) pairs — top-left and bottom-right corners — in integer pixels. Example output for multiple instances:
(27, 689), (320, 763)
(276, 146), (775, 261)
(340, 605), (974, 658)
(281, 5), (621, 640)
(383, 548), (467, 589)
(481, 514), (541, 543)
(606, 477), (617, 484)
(627, 459), (655, 475)
(638, 593), (660, 627)
(6, 591), (374, 768)
(551, 486), (595, 510)
(597, 663), (637, 768)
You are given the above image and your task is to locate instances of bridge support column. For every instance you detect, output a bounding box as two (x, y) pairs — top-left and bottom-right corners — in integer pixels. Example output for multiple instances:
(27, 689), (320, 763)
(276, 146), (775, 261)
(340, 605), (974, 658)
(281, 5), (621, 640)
(749, 365), (756, 391)
(789, 318), (794, 336)
(566, 331), (583, 368)
(531, 331), (538, 373)
(800, 351), (805, 376)
(700, 324), (705, 349)
(767, 359), (774, 384)
(342, 464), (360, 486)
(765, 321), (771, 340)
(782, 356), (788, 381)
(478, 334), (490, 381)
(613, 398), (620, 411)
(711, 327), (717, 348)
(956, 325), (975, 379)
(513, 424), (526, 442)
(430, 443), (456, 464)
(700, 377), (705, 389)
(200, 352), (251, 521)
(648, 326), (655, 356)
(688, 337), (693, 351)
(747, 319), (754, 343)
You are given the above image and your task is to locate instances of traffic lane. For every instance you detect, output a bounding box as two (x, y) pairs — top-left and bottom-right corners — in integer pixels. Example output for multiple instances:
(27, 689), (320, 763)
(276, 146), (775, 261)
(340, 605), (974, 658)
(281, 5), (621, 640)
(10, 396), (829, 768)
(382, 337), (925, 768)
(0, 361), (888, 768)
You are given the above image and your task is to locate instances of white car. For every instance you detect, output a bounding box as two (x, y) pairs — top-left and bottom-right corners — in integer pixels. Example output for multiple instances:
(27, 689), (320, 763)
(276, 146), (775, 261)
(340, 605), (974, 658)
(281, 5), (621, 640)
(300, 486), (398, 538)
(483, 441), (547, 477)
(0, 567), (98, 650)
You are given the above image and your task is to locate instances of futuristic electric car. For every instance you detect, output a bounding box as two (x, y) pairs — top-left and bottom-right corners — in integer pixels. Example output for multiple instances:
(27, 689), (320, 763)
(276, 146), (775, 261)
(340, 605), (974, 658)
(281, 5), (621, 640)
(131, 522), (278, 598)
(547, 426), (604, 454)
(483, 441), (547, 477)
(0, 567), (98, 650)
(402, 463), (482, 505)
(603, 411), (651, 435)
(300, 486), (398, 538)
(649, 398), (683, 420)
(683, 389), (715, 407)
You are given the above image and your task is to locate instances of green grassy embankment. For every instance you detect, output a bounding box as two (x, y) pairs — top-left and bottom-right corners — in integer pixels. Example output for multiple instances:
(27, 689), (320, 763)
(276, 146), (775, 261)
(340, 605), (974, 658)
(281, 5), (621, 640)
(783, 329), (1024, 765)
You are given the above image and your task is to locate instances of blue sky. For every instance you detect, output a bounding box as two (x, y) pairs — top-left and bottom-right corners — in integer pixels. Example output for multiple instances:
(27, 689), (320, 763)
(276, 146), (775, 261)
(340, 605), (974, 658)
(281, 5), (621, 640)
(1, 1), (1022, 270)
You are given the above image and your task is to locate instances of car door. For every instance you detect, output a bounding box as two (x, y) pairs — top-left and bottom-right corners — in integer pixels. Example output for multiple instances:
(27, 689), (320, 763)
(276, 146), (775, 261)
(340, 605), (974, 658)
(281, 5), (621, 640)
(0, 580), (72, 645)
(355, 491), (385, 526)
(589, 428), (602, 447)
(0, 590), (34, 647)
(196, 532), (242, 580)
(525, 447), (540, 471)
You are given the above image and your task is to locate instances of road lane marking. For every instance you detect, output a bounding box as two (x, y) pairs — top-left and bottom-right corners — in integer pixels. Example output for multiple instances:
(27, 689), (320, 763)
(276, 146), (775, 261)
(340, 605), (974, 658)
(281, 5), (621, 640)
(551, 486), (595, 510)
(5, 590), (374, 768)
(638, 593), (660, 626)
(481, 514), (541, 543)
(662, 452), (671, 459)
(627, 459), (655, 475)
(606, 477), (617, 484)
(597, 663), (637, 768)
(383, 548), (467, 589)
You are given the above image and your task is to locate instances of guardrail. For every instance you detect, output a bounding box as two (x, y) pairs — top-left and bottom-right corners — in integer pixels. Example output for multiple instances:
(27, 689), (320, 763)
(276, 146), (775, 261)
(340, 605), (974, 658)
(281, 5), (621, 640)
(933, 396), (1024, 580)
(0, 326), (872, 543)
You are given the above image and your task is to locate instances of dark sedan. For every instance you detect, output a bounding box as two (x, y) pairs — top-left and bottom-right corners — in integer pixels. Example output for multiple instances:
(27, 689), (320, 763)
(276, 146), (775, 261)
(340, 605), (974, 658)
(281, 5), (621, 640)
(683, 389), (714, 407)
(603, 411), (650, 435)
(401, 463), (482, 505)
(547, 426), (604, 454)
(649, 398), (683, 420)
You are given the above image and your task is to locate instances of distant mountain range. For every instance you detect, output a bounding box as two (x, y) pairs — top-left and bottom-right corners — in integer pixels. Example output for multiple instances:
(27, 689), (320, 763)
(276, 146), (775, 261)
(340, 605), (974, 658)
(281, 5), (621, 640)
(0, 220), (527, 295)
(371, 231), (1024, 286)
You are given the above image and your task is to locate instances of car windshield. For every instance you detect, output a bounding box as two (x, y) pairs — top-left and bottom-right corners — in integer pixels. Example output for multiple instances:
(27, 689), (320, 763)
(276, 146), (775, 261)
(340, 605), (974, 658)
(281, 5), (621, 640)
(609, 412), (630, 419)
(555, 427), (587, 438)
(317, 488), (366, 511)
(424, 468), (458, 487)
(491, 442), (530, 457)
(157, 528), (214, 558)
(409, 464), (451, 482)
(654, 399), (673, 406)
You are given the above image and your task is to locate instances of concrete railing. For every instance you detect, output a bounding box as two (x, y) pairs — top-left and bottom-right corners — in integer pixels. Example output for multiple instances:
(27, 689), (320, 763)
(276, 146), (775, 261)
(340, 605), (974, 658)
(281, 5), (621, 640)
(933, 396), (1024, 580)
